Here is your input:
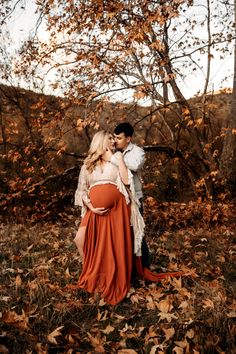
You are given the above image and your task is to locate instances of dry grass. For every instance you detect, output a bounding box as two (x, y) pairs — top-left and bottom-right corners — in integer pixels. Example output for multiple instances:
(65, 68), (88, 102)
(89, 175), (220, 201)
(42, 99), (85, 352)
(0, 204), (236, 353)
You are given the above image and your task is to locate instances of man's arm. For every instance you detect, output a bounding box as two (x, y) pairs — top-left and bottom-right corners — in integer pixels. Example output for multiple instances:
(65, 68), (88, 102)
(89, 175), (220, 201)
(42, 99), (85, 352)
(124, 146), (145, 172)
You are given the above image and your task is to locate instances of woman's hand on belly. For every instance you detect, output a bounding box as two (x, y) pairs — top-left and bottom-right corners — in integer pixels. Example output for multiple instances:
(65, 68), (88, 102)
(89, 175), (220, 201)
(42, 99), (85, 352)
(91, 206), (110, 215)
(86, 201), (110, 215)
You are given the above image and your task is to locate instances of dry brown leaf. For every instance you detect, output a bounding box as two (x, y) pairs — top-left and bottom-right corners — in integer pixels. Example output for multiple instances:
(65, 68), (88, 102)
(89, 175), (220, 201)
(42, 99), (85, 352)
(171, 277), (182, 289)
(27, 244), (34, 251)
(119, 324), (140, 339)
(178, 287), (192, 299)
(146, 295), (156, 309)
(101, 324), (115, 334)
(149, 288), (165, 301)
(227, 300), (236, 310)
(126, 287), (136, 298)
(150, 346), (165, 354)
(66, 334), (75, 344)
(179, 265), (198, 278)
(186, 329), (195, 339)
(178, 301), (189, 310)
(65, 267), (71, 278)
(158, 312), (178, 323)
(2, 310), (29, 330)
(117, 350), (138, 354)
(35, 343), (47, 354)
(134, 91), (146, 100)
(98, 298), (106, 306)
(173, 347), (184, 354)
(0, 296), (11, 302)
(226, 311), (236, 318)
(144, 325), (158, 342)
(87, 332), (105, 352)
(47, 325), (64, 344)
(216, 255), (226, 263)
(15, 274), (22, 289)
(150, 346), (159, 354)
(157, 298), (173, 313)
(162, 327), (175, 341)
(174, 339), (189, 348)
(65, 350), (73, 354)
(97, 309), (108, 321)
(202, 298), (215, 309)
(130, 293), (141, 304)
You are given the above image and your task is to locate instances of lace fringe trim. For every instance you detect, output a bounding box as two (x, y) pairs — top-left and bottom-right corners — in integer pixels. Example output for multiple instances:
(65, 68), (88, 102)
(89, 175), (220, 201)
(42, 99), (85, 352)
(116, 170), (145, 256)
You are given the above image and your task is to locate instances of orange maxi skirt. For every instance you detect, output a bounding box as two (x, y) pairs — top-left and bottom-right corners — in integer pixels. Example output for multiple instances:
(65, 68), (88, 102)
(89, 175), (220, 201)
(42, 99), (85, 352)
(78, 184), (133, 305)
(77, 184), (183, 305)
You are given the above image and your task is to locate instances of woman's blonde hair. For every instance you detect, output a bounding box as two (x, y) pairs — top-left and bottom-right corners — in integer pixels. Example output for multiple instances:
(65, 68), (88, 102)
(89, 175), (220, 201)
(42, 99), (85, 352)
(84, 130), (111, 172)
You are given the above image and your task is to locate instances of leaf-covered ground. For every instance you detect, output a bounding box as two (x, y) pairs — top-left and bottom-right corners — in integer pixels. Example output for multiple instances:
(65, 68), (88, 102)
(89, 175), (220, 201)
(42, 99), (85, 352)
(0, 202), (236, 354)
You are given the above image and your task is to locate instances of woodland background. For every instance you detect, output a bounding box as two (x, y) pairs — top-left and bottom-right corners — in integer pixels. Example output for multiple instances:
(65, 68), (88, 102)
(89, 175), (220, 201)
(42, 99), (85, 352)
(0, 0), (236, 353)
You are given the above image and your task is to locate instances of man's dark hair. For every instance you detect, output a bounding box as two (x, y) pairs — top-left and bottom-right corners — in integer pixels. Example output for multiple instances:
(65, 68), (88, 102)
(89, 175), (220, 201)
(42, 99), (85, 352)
(114, 122), (134, 137)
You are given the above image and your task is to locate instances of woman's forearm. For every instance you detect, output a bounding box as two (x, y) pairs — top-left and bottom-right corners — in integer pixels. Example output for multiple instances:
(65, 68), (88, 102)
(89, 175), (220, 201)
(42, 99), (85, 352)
(85, 201), (94, 211)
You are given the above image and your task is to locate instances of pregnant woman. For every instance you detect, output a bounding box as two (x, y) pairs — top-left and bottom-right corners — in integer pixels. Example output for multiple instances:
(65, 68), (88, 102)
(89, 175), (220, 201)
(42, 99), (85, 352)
(74, 130), (144, 305)
(74, 130), (181, 305)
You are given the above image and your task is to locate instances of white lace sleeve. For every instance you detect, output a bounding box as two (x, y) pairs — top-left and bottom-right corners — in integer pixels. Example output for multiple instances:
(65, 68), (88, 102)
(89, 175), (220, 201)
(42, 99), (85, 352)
(116, 169), (145, 256)
(74, 164), (90, 217)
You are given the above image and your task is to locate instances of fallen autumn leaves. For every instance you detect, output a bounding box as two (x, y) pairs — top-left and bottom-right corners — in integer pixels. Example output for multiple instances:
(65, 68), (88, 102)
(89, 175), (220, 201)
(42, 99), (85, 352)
(0, 203), (236, 353)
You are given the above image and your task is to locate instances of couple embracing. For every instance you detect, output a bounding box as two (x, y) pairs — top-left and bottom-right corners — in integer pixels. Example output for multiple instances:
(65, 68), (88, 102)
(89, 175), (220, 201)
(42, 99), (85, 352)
(74, 122), (180, 305)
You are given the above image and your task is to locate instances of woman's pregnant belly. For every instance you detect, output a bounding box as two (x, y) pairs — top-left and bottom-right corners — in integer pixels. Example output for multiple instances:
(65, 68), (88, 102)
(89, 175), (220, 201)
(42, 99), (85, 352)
(89, 184), (121, 209)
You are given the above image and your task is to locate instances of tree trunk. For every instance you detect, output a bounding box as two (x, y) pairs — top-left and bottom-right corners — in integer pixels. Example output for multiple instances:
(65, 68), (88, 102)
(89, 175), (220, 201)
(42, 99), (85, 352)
(220, 0), (236, 197)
